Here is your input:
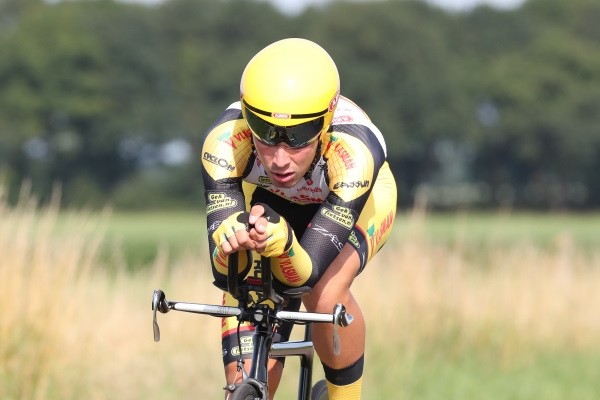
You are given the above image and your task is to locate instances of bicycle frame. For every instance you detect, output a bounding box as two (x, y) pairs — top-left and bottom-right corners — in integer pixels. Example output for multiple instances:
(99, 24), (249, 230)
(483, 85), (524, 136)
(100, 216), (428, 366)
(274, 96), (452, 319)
(152, 253), (353, 399)
(270, 325), (316, 400)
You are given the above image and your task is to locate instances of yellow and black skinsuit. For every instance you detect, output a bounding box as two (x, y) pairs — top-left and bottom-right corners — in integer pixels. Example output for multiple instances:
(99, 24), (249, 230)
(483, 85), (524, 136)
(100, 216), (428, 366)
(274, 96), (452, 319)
(200, 96), (397, 375)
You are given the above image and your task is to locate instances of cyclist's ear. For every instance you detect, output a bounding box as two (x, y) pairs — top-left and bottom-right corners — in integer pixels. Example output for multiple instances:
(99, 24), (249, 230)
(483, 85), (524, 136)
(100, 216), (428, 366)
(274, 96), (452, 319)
(254, 202), (281, 223)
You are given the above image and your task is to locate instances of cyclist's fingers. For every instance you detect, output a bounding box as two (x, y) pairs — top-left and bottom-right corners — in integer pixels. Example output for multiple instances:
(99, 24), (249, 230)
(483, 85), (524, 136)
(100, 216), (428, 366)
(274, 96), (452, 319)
(248, 238), (266, 254)
(252, 235), (267, 253)
(219, 229), (241, 253)
(231, 229), (245, 248)
(220, 239), (233, 255)
(248, 204), (265, 224)
(255, 243), (266, 254)
(248, 229), (258, 241)
(252, 216), (270, 234)
(234, 229), (255, 249)
(249, 228), (267, 243)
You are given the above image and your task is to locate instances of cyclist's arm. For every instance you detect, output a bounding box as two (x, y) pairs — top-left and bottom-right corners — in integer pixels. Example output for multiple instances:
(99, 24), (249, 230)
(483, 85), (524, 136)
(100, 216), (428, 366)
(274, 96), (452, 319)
(201, 106), (254, 290)
(268, 125), (387, 296)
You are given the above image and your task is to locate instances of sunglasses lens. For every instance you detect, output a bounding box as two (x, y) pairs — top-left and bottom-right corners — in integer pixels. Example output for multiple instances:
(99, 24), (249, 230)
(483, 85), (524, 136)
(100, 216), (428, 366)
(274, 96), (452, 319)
(287, 117), (324, 147)
(245, 109), (277, 145)
(245, 108), (323, 148)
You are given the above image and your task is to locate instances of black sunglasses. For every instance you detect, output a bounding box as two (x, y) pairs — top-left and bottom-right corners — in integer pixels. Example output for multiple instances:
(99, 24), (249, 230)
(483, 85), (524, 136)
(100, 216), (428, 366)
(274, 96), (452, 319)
(243, 101), (325, 148)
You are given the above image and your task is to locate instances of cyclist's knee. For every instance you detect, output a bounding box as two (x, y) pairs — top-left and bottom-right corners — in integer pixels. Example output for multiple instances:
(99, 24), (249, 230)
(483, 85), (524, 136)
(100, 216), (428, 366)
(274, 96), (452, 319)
(303, 285), (355, 313)
(303, 250), (361, 312)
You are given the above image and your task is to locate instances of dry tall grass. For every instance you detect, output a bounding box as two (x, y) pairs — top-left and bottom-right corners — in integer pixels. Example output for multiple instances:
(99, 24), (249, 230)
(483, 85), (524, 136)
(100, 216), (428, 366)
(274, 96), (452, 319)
(1, 193), (599, 399)
(359, 211), (600, 360)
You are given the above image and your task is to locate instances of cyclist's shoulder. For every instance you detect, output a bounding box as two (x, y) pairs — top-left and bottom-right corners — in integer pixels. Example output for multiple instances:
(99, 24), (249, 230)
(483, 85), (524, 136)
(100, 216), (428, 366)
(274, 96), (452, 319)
(201, 101), (253, 179)
(203, 101), (251, 147)
(226, 101), (242, 113)
(330, 96), (387, 155)
(331, 96), (374, 127)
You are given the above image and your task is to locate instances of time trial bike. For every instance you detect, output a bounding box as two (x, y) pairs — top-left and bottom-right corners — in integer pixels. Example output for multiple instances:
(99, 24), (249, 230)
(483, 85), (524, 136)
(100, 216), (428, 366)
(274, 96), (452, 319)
(151, 252), (354, 399)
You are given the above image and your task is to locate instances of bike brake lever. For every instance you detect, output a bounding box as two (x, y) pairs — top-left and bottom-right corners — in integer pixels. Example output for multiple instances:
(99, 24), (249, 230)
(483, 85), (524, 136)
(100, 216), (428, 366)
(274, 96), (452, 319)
(332, 303), (354, 356)
(152, 289), (169, 342)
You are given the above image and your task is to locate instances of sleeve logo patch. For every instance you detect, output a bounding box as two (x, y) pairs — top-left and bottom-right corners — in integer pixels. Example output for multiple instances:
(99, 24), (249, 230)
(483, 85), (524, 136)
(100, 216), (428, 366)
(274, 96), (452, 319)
(320, 205), (355, 228)
(207, 193), (238, 214)
(348, 230), (360, 249)
(333, 180), (370, 190)
(203, 151), (235, 171)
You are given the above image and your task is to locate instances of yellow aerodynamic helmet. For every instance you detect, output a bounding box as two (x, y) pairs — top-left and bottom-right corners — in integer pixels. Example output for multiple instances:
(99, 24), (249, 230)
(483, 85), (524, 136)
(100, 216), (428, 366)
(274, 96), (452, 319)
(240, 38), (340, 148)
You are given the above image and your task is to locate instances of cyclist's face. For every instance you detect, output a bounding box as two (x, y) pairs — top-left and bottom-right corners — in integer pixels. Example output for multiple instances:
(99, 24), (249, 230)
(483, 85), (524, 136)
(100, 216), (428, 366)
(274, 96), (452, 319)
(253, 138), (319, 188)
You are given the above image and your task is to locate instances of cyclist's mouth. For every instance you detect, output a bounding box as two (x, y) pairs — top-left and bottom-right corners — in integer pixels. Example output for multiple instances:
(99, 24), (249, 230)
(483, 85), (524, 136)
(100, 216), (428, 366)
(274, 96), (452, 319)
(271, 171), (296, 186)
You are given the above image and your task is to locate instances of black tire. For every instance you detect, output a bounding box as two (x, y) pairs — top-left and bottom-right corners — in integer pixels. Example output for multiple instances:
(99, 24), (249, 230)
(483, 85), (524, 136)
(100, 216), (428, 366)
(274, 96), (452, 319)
(229, 382), (261, 400)
(311, 379), (329, 400)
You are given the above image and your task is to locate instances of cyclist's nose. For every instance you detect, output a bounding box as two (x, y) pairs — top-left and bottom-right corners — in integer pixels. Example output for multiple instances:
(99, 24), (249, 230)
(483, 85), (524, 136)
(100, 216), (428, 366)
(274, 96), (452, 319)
(272, 146), (291, 167)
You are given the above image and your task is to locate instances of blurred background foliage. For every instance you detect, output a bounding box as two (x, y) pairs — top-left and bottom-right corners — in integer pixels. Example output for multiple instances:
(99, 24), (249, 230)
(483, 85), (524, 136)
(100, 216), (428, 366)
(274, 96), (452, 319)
(0, 0), (599, 210)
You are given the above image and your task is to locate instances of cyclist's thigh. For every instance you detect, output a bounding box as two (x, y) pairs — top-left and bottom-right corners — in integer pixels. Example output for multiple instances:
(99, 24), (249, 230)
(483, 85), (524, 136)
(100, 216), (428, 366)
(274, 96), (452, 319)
(350, 162), (397, 274)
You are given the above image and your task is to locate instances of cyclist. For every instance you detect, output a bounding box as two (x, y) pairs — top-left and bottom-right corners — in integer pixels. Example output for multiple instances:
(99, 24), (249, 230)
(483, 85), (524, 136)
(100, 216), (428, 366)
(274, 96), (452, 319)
(201, 38), (397, 400)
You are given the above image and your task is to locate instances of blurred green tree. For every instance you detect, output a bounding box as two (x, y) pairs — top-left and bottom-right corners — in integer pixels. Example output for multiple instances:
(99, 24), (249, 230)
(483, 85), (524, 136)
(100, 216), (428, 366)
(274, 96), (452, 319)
(0, 0), (599, 209)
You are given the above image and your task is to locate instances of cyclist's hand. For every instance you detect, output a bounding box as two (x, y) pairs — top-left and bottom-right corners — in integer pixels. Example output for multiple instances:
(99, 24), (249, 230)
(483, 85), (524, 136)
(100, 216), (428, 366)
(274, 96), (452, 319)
(247, 204), (269, 242)
(211, 211), (256, 255)
(248, 203), (293, 257)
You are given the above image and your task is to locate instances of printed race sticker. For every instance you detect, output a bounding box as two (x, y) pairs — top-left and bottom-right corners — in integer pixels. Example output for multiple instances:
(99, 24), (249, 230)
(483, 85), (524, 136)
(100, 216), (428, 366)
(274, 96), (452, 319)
(206, 192), (238, 214)
(320, 205), (354, 228)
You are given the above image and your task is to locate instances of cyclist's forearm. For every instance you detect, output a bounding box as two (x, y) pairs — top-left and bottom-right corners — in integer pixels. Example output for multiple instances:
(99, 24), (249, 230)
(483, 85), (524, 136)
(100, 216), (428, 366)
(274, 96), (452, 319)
(269, 233), (316, 288)
(204, 188), (248, 286)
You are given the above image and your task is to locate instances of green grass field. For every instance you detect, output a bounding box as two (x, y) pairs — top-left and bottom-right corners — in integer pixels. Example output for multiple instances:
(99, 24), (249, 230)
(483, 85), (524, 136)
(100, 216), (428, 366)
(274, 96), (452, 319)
(103, 210), (600, 268)
(2, 201), (600, 399)
(101, 210), (208, 268)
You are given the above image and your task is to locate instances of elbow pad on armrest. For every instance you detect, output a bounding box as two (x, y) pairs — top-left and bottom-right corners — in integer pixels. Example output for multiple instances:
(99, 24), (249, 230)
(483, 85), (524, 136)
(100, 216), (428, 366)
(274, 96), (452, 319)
(254, 203), (319, 297)
(269, 238), (319, 298)
(272, 280), (313, 298)
(212, 279), (228, 292)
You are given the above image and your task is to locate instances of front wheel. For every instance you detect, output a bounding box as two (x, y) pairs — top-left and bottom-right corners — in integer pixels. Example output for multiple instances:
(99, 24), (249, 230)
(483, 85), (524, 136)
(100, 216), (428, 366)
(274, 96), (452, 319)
(229, 382), (261, 400)
(311, 379), (328, 400)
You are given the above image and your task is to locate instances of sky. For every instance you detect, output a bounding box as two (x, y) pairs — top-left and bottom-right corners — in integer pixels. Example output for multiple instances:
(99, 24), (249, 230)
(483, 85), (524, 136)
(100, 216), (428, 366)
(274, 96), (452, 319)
(263, 0), (526, 15)
(429, 0), (526, 11)
(125, 0), (528, 14)
(265, 0), (525, 14)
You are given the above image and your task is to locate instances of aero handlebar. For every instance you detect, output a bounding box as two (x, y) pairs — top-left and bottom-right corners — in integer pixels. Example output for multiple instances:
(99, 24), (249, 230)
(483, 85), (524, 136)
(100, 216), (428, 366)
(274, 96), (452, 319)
(152, 288), (354, 343)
